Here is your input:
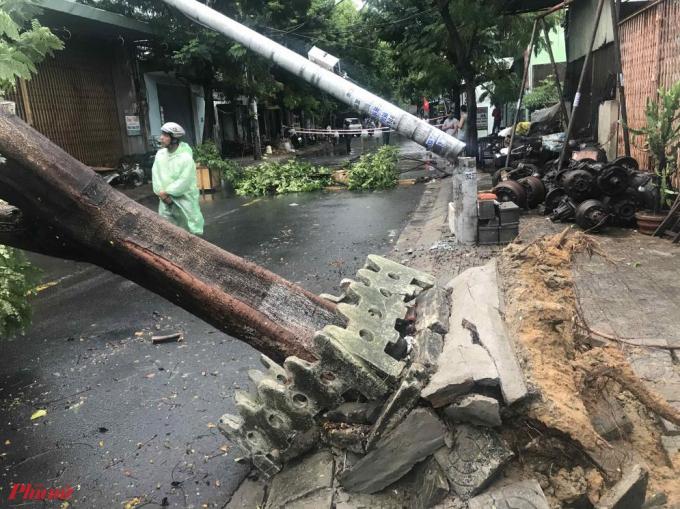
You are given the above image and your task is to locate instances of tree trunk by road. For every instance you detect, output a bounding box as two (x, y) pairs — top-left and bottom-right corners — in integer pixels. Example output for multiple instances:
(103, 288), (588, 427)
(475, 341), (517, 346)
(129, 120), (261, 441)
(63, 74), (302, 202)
(203, 83), (216, 144)
(0, 111), (342, 362)
(249, 97), (263, 160)
(464, 78), (478, 160)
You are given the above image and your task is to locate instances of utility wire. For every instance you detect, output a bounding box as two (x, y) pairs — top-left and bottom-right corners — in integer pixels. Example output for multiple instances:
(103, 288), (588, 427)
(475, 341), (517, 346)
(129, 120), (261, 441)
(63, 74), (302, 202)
(263, 7), (435, 39)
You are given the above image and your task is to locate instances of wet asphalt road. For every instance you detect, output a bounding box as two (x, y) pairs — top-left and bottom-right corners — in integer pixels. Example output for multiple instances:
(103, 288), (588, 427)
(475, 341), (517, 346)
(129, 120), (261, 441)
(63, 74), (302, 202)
(0, 141), (427, 508)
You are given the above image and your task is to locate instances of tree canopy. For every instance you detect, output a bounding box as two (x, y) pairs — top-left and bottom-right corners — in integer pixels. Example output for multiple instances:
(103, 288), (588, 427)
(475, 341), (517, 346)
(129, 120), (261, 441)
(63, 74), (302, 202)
(78, 0), (398, 139)
(365, 0), (553, 152)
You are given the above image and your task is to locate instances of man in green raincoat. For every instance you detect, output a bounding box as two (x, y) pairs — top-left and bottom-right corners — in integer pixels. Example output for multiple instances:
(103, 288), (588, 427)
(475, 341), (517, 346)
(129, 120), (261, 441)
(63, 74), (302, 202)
(152, 122), (205, 235)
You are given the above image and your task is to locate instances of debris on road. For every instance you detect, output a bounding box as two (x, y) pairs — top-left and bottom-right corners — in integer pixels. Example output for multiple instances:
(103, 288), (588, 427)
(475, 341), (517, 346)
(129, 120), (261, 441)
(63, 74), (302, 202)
(218, 237), (679, 508)
(151, 332), (183, 344)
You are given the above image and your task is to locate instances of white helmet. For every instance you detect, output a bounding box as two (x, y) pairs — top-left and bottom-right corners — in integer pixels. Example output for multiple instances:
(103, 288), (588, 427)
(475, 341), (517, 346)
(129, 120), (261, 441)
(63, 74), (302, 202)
(160, 122), (185, 139)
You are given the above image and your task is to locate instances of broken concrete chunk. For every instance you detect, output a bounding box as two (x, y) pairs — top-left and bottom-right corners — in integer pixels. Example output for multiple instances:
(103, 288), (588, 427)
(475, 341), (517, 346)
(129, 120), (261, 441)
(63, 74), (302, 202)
(415, 286), (450, 335)
(422, 344), (499, 408)
(660, 435), (680, 468)
(412, 457), (450, 509)
(322, 424), (368, 454)
(445, 262), (528, 406)
(588, 386), (634, 441)
(226, 479), (266, 508)
(478, 304), (528, 405)
(660, 417), (680, 436)
(334, 484), (412, 509)
(366, 378), (422, 450)
(443, 394), (502, 427)
(285, 488), (334, 509)
(467, 479), (550, 509)
(324, 402), (382, 425)
(340, 408), (447, 494)
(266, 450), (335, 509)
(660, 402), (680, 436)
(595, 464), (648, 509)
(434, 425), (514, 500)
(642, 492), (668, 508)
(414, 328), (444, 374)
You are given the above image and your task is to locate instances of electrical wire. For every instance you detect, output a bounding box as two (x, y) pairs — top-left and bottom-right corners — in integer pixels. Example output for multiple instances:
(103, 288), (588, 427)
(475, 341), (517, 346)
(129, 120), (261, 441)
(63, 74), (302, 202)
(262, 6), (435, 39)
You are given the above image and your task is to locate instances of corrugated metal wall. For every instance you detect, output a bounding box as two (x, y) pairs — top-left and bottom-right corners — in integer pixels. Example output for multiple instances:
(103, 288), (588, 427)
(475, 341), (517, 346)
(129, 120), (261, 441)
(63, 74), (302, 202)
(619, 0), (680, 170)
(7, 37), (124, 167)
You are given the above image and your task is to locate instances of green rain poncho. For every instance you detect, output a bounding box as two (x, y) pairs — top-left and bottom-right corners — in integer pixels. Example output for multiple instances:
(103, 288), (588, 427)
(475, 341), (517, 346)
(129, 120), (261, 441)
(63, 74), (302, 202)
(152, 141), (205, 235)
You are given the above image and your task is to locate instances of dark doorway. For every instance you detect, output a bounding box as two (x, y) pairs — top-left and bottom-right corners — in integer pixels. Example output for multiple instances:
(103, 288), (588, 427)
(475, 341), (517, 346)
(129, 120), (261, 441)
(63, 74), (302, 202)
(157, 83), (196, 145)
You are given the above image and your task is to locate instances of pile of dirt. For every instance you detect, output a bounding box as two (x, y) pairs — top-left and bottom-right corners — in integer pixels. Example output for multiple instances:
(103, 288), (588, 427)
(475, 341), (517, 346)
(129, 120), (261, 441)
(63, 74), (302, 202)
(498, 229), (680, 507)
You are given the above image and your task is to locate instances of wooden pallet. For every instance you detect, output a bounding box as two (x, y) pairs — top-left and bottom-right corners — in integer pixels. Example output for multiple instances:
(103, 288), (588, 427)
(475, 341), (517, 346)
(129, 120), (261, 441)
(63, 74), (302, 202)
(654, 194), (680, 243)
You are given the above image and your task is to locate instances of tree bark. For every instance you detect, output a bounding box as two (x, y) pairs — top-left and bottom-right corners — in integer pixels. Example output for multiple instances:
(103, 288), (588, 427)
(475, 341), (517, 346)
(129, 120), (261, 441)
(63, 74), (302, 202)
(464, 78), (478, 160)
(249, 96), (263, 160)
(436, 1), (478, 160)
(202, 83), (216, 144)
(0, 111), (342, 362)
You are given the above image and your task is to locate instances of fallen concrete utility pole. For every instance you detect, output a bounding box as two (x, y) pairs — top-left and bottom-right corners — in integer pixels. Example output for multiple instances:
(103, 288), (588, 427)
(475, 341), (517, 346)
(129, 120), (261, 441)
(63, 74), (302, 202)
(0, 109), (341, 362)
(161, 0), (466, 162)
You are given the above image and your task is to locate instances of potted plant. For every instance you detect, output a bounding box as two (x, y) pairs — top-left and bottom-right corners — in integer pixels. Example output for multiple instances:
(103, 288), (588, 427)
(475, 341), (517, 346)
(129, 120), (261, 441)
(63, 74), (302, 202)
(630, 81), (680, 234)
(194, 141), (241, 192)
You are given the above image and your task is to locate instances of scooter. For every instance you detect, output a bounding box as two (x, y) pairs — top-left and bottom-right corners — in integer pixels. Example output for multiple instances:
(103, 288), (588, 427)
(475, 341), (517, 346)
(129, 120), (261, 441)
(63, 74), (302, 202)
(104, 162), (146, 187)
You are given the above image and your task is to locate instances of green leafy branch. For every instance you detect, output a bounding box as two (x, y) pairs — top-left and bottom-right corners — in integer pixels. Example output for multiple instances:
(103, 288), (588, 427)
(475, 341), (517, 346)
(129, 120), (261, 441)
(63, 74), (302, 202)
(0, 244), (41, 337)
(194, 141), (242, 184)
(628, 81), (680, 209)
(348, 146), (399, 191)
(0, 0), (63, 96)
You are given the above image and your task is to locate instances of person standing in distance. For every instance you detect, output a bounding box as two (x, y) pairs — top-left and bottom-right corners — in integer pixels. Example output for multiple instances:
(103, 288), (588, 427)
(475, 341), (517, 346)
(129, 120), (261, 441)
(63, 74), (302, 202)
(152, 122), (205, 235)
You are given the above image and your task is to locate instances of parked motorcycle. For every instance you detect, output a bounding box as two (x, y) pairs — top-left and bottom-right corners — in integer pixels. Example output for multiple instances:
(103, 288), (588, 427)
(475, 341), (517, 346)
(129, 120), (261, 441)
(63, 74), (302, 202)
(104, 162), (146, 187)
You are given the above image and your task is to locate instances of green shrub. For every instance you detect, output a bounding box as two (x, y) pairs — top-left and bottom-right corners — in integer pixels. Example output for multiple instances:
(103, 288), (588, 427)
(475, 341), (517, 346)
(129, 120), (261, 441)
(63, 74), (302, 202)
(0, 245), (40, 337)
(348, 146), (399, 191)
(235, 159), (332, 196)
(194, 142), (242, 184)
(523, 76), (559, 112)
(629, 81), (680, 210)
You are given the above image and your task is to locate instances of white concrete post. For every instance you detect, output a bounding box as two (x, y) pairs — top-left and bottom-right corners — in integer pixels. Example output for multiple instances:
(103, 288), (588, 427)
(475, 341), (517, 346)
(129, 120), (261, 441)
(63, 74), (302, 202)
(160, 0), (466, 162)
(450, 157), (478, 245)
(0, 101), (16, 115)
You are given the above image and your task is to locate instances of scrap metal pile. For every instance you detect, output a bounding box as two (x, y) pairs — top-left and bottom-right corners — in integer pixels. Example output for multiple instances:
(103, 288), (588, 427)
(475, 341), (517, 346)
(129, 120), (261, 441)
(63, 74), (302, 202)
(492, 147), (654, 232)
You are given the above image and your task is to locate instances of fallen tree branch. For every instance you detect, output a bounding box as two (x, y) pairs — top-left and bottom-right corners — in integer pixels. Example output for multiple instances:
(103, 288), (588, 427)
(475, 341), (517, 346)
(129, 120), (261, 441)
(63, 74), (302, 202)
(574, 320), (676, 351)
(0, 110), (344, 362)
(152, 333), (182, 344)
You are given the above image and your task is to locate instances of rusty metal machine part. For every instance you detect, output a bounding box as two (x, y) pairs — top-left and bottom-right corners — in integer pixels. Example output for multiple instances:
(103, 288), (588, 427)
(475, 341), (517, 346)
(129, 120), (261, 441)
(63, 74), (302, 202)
(575, 199), (609, 231)
(492, 180), (528, 208)
(603, 195), (638, 225)
(561, 168), (599, 201)
(518, 176), (546, 209)
(550, 196), (577, 222)
(612, 156), (639, 173)
(597, 164), (629, 196)
(544, 187), (567, 214)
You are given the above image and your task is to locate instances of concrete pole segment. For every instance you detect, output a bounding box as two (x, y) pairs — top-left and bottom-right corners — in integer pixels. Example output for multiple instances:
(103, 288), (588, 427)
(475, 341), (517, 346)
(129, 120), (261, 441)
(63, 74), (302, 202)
(161, 0), (466, 162)
(452, 157), (478, 245)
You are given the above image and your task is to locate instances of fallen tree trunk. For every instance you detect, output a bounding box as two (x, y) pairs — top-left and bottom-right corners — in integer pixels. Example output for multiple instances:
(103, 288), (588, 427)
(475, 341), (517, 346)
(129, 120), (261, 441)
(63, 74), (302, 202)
(0, 111), (343, 362)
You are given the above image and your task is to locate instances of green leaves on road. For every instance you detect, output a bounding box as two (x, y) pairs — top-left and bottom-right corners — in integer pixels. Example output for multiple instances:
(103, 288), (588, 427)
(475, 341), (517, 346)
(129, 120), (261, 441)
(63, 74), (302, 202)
(0, 245), (40, 337)
(235, 159), (332, 196)
(348, 146), (399, 191)
(232, 146), (400, 196)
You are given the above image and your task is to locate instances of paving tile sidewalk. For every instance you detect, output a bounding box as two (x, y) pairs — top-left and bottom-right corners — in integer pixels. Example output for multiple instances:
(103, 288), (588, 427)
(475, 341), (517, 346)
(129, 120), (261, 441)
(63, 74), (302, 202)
(572, 229), (680, 441)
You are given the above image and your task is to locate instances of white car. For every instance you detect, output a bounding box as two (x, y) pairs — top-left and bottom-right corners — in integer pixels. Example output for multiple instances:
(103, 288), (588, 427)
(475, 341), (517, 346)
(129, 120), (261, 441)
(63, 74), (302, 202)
(344, 118), (363, 136)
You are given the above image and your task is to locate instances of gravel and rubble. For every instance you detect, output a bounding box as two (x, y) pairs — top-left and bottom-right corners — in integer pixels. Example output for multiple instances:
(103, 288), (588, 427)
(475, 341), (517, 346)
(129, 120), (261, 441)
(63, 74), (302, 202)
(220, 177), (679, 508)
